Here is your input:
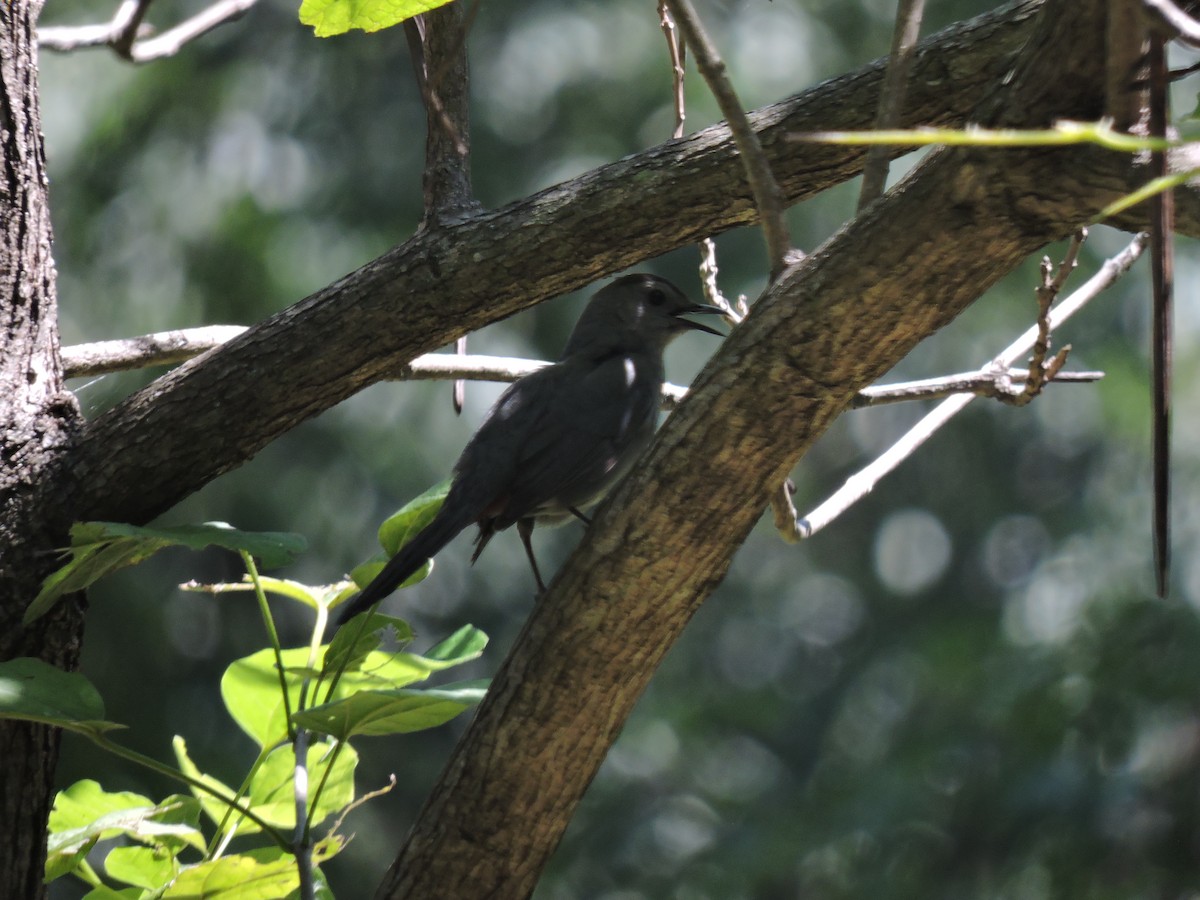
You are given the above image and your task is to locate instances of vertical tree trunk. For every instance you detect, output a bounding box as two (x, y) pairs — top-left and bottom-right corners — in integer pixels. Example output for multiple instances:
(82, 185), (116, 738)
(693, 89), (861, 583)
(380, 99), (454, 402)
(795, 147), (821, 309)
(0, 1), (86, 896)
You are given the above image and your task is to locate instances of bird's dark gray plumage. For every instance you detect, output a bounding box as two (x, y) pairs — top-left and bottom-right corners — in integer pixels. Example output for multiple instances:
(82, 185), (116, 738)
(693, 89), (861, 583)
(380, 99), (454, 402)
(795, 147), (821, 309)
(336, 274), (721, 625)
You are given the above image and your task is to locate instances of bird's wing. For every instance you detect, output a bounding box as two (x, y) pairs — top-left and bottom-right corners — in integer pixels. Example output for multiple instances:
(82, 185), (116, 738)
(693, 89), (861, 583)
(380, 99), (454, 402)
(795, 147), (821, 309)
(493, 352), (661, 524)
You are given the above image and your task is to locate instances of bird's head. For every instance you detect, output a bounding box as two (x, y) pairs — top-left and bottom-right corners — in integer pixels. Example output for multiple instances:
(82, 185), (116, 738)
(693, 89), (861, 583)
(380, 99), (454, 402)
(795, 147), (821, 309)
(563, 273), (724, 357)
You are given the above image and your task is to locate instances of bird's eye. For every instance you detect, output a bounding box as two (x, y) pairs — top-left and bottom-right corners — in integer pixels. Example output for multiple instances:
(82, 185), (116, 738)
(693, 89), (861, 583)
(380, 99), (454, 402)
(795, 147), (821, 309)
(647, 288), (666, 306)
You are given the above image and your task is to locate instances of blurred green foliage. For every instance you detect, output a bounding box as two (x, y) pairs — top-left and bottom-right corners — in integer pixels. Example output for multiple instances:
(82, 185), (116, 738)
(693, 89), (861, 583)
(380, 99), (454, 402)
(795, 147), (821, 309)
(36, 0), (1200, 896)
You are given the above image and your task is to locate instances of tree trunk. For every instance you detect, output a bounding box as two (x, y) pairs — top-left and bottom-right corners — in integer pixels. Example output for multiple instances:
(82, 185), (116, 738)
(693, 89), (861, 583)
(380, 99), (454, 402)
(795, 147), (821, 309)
(0, 1), (84, 897)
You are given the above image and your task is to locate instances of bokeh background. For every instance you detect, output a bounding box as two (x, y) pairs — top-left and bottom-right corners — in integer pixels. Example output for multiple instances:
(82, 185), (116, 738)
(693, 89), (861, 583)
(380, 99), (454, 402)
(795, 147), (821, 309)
(36, 0), (1200, 896)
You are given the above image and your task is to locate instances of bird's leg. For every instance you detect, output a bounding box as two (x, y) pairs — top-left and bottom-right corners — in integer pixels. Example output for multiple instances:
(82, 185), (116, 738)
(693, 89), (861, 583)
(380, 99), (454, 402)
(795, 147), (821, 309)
(567, 506), (592, 525)
(517, 518), (549, 593)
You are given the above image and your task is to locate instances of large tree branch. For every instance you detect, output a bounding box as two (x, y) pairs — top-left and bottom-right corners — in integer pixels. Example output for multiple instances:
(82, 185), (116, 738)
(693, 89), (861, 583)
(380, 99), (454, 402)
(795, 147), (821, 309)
(70, 0), (1050, 524)
(375, 0), (1123, 891)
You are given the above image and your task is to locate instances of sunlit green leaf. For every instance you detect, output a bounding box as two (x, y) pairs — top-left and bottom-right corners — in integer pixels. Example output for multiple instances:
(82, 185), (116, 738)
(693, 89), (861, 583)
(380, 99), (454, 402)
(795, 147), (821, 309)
(172, 736), (257, 836)
(162, 840), (341, 898)
(322, 611), (414, 677)
(81, 886), (142, 899)
(105, 843), (179, 890)
(26, 521), (306, 622)
(246, 740), (357, 828)
(223, 625), (485, 746)
(293, 680), (488, 740)
(47, 781), (203, 882)
(0, 658), (120, 735)
(299, 0), (454, 37)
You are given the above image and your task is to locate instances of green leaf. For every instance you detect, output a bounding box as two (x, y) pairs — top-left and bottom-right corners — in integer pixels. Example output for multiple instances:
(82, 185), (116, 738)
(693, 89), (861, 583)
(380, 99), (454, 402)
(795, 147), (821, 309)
(377, 480), (450, 555)
(0, 658), (120, 736)
(26, 521), (307, 623)
(292, 680), (488, 740)
(425, 623), (489, 663)
(105, 843), (179, 890)
(172, 736), (257, 835)
(162, 852), (298, 898)
(347, 553), (433, 596)
(162, 841), (340, 898)
(339, 479), (452, 601)
(223, 625), (485, 747)
(299, 0), (454, 38)
(321, 612), (414, 678)
(45, 833), (97, 883)
(247, 741), (357, 828)
(81, 887), (143, 900)
(47, 781), (204, 882)
(221, 647), (312, 749)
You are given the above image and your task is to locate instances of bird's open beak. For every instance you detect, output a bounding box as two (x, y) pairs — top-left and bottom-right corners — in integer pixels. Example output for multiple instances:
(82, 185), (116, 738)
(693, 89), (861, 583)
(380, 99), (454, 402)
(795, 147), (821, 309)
(675, 303), (726, 336)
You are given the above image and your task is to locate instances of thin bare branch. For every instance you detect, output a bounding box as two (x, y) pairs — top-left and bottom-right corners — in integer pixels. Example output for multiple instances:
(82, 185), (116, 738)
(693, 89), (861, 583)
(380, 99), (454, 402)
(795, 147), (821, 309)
(696, 239), (747, 325)
(1005, 228), (1086, 404)
(1141, 0), (1200, 43)
(62, 328), (1101, 415)
(850, 367), (1102, 407)
(39, 0), (150, 52)
(40, 0), (258, 62)
(858, 0), (926, 208)
(658, 1), (687, 139)
(797, 231), (1148, 540)
(63, 326), (249, 377)
(663, 0), (791, 281)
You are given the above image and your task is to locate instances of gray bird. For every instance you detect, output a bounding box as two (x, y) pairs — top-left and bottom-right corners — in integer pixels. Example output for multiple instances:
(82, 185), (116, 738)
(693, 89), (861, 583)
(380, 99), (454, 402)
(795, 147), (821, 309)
(336, 274), (722, 625)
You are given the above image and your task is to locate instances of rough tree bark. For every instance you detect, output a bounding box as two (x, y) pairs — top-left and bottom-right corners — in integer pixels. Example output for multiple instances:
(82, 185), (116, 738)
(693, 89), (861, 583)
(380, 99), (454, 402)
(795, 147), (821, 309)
(0, 1), (85, 897)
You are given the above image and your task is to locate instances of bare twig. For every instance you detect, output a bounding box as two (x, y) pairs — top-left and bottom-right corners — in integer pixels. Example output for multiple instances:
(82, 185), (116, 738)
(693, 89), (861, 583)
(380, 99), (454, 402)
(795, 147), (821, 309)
(795, 232), (1149, 540)
(66, 331), (1101, 415)
(658, 1), (687, 140)
(858, 0), (926, 208)
(1141, 0), (1200, 45)
(850, 367), (1102, 407)
(40, 0), (258, 62)
(63, 326), (249, 377)
(663, 0), (791, 282)
(452, 336), (468, 415)
(1004, 228), (1085, 404)
(697, 239), (747, 325)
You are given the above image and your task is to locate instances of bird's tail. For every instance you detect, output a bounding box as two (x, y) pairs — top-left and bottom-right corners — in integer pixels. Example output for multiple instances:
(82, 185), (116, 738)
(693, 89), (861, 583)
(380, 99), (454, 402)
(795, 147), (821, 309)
(335, 498), (475, 626)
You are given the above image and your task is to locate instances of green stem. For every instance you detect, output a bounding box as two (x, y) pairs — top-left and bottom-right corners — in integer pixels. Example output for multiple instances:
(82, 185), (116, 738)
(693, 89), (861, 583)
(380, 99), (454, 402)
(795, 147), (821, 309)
(207, 747), (271, 859)
(304, 739), (346, 843)
(242, 551), (295, 741)
(88, 732), (290, 850)
(71, 859), (102, 887)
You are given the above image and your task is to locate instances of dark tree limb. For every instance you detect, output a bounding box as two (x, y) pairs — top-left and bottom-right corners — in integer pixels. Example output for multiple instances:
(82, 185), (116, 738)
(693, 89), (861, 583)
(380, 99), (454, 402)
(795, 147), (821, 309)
(405, 1), (478, 225)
